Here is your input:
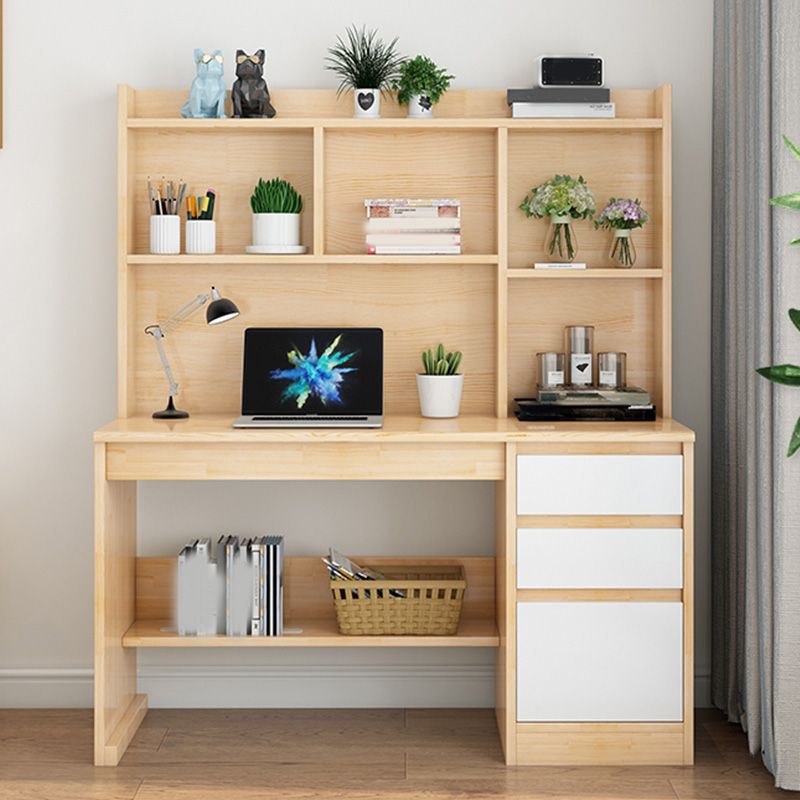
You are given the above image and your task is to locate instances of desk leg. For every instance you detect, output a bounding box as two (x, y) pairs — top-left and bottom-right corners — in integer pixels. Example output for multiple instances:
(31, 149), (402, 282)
(495, 443), (517, 764)
(94, 443), (145, 766)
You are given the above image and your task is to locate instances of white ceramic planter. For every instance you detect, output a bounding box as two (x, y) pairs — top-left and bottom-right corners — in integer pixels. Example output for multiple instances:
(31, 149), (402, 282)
(252, 213), (301, 247)
(354, 88), (381, 118)
(416, 374), (464, 418)
(407, 94), (433, 118)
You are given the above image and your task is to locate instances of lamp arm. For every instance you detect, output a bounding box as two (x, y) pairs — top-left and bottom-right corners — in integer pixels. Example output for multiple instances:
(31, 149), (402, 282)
(149, 327), (179, 398)
(159, 293), (208, 335)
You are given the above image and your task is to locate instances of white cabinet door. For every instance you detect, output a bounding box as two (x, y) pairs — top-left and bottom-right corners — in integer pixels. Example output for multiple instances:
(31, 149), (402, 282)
(517, 455), (683, 515)
(517, 528), (683, 588)
(517, 602), (683, 722)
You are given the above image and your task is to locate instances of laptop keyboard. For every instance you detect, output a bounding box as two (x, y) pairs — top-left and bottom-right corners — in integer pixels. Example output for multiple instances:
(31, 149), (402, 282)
(251, 416), (369, 422)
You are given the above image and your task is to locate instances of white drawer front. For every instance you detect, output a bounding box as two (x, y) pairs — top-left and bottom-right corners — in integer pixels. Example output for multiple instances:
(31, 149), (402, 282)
(517, 528), (683, 589)
(516, 601), (683, 722)
(517, 455), (683, 515)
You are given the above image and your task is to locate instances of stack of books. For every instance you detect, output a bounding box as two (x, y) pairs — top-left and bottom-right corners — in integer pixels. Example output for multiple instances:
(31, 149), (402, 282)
(177, 535), (284, 637)
(506, 87), (614, 119)
(364, 199), (461, 255)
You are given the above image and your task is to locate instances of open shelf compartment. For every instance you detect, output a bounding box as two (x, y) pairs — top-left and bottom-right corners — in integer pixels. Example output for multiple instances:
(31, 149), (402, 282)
(123, 555), (498, 648)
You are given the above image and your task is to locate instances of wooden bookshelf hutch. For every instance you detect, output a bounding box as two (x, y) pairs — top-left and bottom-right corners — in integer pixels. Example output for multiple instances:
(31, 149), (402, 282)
(93, 85), (694, 767)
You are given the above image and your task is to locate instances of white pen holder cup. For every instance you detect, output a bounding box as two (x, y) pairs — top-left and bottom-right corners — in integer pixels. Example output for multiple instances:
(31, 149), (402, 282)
(150, 215), (181, 255)
(185, 220), (216, 255)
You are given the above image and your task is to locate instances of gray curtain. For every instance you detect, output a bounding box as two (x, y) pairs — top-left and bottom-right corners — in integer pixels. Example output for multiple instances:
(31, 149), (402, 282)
(712, 0), (800, 790)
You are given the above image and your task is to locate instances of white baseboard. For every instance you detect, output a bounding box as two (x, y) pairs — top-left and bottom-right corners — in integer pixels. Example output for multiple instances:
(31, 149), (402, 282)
(0, 669), (93, 707)
(0, 666), (714, 709)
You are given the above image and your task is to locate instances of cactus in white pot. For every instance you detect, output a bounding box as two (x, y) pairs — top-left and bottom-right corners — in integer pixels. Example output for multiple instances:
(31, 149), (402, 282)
(417, 343), (464, 418)
(249, 177), (303, 249)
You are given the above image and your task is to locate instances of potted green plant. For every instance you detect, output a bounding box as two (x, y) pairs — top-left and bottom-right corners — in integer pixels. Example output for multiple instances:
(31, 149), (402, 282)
(325, 25), (403, 119)
(520, 175), (595, 263)
(394, 55), (454, 119)
(417, 344), (463, 418)
(247, 178), (304, 253)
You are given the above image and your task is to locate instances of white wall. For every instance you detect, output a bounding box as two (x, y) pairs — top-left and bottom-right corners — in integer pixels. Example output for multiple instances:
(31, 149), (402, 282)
(0, 0), (713, 706)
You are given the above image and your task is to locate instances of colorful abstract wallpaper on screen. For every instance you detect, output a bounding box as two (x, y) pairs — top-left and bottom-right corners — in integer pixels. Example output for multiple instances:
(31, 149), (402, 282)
(269, 334), (358, 409)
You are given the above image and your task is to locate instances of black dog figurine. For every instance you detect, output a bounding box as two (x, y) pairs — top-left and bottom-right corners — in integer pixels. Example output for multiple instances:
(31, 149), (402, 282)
(231, 49), (276, 118)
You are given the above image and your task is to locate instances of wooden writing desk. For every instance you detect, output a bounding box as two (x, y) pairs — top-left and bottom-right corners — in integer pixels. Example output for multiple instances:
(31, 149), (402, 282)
(96, 85), (693, 767)
(94, 416), (694, 766)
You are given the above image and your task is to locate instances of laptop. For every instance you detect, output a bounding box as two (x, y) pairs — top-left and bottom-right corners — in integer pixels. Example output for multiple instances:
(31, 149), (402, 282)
(233, 327), (384, 428)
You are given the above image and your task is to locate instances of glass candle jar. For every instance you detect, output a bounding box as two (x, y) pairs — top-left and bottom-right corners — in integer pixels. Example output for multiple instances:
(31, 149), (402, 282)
(537, 352), (566, 387)
(565, 325), (594, 386)
(597, 352), (627, 388)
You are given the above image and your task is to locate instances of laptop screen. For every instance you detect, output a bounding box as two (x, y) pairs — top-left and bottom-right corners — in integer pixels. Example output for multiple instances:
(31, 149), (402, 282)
(241, 328), (383, 416)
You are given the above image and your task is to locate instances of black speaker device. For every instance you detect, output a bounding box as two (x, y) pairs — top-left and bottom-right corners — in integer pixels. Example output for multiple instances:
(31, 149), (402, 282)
(537, 55), (603, 87)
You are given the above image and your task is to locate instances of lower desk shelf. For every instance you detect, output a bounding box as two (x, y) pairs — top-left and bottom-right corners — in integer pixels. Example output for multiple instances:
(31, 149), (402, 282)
(122, 616), (499, 648)
(130, 554), (497, 649)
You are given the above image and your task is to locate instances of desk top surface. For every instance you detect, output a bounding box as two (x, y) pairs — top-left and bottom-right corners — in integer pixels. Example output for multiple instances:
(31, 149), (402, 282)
(94, 415), (695, 444)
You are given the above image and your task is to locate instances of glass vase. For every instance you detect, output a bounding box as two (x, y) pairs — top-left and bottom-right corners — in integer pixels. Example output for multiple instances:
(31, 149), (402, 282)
(609, 229), (637, 268)
(545, 215), (578, 263)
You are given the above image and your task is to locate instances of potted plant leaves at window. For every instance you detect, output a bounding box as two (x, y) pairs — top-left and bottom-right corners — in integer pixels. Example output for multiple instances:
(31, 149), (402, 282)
(394, 55), (454, 118)
(247, 177), (305, 254)
(325, 25), (403, 119)
(417, 344), (463, 418)
(757, 135), (800, 456)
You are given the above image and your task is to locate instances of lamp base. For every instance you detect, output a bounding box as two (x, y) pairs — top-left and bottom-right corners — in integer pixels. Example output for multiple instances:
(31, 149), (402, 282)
(153, 396), (189, 419)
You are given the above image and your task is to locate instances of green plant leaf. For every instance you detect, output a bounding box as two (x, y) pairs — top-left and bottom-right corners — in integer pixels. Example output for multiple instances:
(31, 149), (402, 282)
(790, 237), (800, 245)
(789, 416), (800, 457)
(783, 134), (800, 161)
(789, 308), (800, 333)
(757, 363), (800, 385)
(769, 192), (800, 211)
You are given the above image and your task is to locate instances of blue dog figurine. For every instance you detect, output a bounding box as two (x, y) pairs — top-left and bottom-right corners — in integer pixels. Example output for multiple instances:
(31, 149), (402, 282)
(180, 49), (227, 118)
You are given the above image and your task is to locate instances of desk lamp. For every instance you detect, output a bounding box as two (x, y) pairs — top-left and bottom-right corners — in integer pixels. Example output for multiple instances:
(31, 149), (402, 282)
(144, 286), (240, 419)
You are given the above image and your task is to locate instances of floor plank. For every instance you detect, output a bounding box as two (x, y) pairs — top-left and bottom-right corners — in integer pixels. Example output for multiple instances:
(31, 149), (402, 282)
(0, 708), (789, 800)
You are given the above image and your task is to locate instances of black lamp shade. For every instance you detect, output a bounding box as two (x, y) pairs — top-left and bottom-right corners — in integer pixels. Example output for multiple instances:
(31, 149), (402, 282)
(206, 296), (240, 325)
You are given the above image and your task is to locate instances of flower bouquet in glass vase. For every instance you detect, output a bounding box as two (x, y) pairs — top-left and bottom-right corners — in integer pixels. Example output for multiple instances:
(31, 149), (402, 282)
(520, 175), (595, 263)
(595, 198), (649, 268)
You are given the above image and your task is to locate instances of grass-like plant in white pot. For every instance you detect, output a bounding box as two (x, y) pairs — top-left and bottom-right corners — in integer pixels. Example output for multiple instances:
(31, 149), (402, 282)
(417, 344), (463, 418)
(325, 25), (403, 119)
(247, 178), (305, 254)
(394, 55), (454, 119)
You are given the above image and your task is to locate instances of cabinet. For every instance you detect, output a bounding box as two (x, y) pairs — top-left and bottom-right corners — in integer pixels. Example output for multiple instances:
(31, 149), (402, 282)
(517, 528), (683, 589)
(516, 455), (683, 516)
(516, 601), (683, 722)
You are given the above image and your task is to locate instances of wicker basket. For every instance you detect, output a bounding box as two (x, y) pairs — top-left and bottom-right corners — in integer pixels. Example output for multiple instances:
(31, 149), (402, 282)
(330, 564), (466, 636)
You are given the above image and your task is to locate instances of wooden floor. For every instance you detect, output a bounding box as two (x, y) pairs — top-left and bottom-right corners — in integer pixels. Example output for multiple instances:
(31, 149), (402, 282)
(0, 707), (788, 799)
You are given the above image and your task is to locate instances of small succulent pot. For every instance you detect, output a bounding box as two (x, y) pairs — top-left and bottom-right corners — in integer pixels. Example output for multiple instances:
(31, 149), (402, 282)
(416, 374), (464, 418)
(407, 93), (433, 119)
(354, 88), (381, 118)
(252, 212), (301, 247)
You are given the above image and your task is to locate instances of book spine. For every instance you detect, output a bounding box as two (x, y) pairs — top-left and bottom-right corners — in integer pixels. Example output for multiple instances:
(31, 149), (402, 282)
(367, 245), (462, 255)
(366, 204), (461, 219)
(364, 218), (461, 231)
(225, 541), (233, 636)
(511, 102), (615, 119)
(276, 539), (284, 636)
(250, 543), (260, 636)
(365, 233), (461, 246)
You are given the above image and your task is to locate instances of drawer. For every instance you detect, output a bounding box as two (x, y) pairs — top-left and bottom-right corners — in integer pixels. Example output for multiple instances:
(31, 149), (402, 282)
(517, 528), (683, 588)
(517, 455), (683, 515)
(516, 601), (683, 722)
